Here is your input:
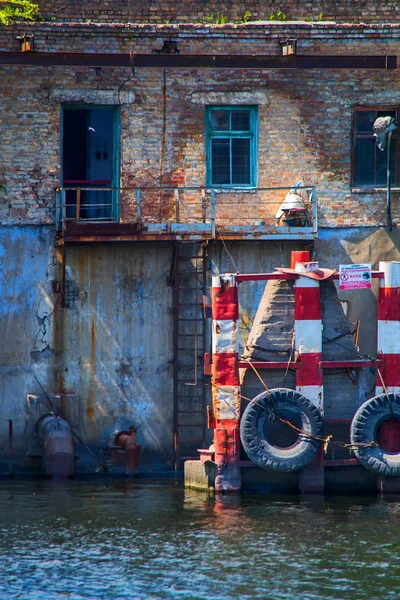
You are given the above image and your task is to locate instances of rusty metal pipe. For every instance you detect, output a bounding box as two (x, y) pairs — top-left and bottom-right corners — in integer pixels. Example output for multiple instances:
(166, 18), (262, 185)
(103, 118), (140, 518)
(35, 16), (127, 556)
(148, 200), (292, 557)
(36, 413), (74, 479)
(114, 427), (139, 476)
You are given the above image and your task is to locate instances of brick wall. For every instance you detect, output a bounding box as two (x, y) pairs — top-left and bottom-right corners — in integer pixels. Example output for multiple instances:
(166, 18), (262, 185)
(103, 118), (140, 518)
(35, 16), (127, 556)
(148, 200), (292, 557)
(1, 22), (400, 227)
(36, 0), (400, 24)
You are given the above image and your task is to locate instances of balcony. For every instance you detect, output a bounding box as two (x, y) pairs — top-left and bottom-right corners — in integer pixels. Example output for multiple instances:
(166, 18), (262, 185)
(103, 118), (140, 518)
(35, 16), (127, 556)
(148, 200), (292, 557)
(55, 186), (317, 243)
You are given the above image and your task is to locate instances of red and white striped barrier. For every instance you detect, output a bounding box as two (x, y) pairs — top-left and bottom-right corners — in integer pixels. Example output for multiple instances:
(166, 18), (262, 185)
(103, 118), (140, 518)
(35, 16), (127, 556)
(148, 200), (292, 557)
(376, 261), (400, 395)
(211, 274), (241, 493)
(294, 263), (324, 414)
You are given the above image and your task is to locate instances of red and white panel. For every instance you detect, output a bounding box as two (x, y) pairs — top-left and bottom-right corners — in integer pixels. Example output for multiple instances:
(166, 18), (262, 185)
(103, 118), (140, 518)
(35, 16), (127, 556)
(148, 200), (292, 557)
(376, 261), (400, 395)
(211, 274), (241, 421)
(294, 274), (323, 413)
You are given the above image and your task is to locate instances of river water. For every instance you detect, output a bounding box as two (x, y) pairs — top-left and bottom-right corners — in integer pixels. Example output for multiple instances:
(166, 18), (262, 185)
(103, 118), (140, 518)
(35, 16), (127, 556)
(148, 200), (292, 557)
(0, 479), (399, 599)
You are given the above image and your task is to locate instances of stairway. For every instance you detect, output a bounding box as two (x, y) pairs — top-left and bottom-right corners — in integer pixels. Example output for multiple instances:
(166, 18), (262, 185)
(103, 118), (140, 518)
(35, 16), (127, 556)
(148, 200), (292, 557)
(172, 242), (207, 470)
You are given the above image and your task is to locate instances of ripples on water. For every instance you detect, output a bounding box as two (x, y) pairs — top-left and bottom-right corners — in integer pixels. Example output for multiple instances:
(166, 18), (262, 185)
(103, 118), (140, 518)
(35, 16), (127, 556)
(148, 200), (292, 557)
(0, 480), (399, 599)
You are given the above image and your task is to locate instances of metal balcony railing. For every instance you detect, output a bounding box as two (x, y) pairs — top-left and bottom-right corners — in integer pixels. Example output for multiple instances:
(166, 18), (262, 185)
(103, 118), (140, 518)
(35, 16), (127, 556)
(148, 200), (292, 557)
(55, 186), (318, 239)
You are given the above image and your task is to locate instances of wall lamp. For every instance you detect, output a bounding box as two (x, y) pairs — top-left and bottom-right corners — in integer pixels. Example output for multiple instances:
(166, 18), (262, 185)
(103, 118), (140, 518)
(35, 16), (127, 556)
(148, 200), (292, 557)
(279, 38), (297, 56)
(16, 33), (34, 52)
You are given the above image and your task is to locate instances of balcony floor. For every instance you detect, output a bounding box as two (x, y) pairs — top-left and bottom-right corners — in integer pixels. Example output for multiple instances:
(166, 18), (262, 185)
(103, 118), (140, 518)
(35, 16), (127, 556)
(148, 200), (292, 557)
(59, 221), (316, 244)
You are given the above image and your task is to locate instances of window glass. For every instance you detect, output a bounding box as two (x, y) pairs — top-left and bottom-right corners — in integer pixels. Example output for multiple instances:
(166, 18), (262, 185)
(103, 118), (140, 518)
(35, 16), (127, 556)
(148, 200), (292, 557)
(211, 139), (230, 184)
(232, 138), (250, 184)
(231, 110), (250, 131)
(355, 138), (374, 185)
(211, 110), (230, 131)
(355, 111), (375, 134)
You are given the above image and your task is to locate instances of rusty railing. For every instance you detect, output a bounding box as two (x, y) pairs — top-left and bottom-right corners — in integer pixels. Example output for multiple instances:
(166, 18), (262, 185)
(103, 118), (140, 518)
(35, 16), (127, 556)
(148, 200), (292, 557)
(55, 186), (318, 238)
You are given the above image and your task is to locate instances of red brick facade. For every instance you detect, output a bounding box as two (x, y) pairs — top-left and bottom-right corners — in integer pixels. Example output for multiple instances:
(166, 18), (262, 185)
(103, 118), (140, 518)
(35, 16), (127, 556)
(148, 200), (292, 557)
(2, 19), (400, 228)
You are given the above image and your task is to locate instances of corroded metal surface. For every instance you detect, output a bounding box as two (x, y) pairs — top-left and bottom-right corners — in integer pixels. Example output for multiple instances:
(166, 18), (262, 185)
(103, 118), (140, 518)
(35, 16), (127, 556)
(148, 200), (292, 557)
(0, 52), (396, 70)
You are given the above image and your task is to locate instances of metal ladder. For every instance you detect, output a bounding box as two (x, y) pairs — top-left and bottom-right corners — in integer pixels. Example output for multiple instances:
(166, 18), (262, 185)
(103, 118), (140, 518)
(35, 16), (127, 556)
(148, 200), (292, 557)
(172, 242), (207, 470)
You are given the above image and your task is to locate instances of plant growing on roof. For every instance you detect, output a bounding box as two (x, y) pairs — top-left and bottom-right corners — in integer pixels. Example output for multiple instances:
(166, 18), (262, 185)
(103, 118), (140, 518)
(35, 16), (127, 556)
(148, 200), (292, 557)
(0, 0), (40, 24)
(205, 11), (228, 24)
(242, 10), (253, 23)
(269, 10), (287, 21)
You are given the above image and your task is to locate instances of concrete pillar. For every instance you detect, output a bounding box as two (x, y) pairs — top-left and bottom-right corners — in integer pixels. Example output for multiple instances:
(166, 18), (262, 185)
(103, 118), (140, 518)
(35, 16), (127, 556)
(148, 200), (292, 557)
(211, 274), (241, 494)
(376, 261), (400, 395)
(293, 253), (324, 493)
(376, 261), (400, 493)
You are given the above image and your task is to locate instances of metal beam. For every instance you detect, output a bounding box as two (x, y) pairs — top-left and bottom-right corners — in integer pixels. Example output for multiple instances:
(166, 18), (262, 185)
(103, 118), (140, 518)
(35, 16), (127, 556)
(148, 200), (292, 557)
(0, 52), (396, 69)
(134, 54), (397, 70)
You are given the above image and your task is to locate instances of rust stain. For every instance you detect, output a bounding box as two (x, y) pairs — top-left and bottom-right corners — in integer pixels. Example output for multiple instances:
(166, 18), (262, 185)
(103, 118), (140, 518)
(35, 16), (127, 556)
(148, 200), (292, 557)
(54, 248), (65, 393)
(86, 314), (96, 423)
(240, 309), (252, 332)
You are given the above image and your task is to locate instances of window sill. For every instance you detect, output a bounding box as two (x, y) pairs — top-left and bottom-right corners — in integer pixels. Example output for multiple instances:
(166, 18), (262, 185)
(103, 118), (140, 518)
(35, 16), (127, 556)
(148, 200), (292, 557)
(210, 186), (258, 193)
(351, 187), (400, 194)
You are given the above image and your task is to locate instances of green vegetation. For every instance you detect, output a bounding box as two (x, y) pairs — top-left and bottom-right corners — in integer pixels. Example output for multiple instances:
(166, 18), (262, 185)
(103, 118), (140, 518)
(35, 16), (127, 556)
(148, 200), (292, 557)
(242, 10), (253, 23)
(269, 10), (287, 21)
(0, 0), (40, 24)
(205, 11), (228, 24)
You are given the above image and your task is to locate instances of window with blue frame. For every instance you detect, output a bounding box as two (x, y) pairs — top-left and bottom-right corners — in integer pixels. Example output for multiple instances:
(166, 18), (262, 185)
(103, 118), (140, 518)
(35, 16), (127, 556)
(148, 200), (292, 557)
(206, 106), (258, 187)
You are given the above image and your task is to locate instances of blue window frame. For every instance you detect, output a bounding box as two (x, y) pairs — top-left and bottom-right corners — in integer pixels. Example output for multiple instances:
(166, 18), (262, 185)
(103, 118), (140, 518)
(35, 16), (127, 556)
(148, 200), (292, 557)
(206, 106), (258, 187)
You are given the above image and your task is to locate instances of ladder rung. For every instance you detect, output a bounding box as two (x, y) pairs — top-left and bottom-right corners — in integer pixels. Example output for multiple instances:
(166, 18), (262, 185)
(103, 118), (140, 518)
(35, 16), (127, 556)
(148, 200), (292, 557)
(178, 270), (202, 274)
(179, 440), (204, 444)
(178, 318), (203, 322)
(178, 456), (201, 460)
(177, 333), (200, 337)
(179, 424), (204, 428)
(178, 303), (201, 306)
(178, 410), (204, 414)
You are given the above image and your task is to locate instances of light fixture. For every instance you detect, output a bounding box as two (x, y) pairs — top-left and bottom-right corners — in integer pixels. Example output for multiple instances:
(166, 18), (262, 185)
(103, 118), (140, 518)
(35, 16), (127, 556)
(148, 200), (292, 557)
(279, 38), (297, 56)
(16, 33), (34, 52)
(152, 39), (180, 54)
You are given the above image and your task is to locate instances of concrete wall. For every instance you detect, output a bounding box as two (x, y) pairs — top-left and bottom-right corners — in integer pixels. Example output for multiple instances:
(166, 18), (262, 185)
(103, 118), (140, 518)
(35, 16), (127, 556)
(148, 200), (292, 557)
(0, 227), (398, 470)
(0, 228), (175, 471)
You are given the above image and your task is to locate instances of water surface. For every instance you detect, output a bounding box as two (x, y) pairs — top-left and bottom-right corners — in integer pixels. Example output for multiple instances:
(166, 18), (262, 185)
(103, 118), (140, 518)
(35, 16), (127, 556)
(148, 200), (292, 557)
(0, 480), (399, 599)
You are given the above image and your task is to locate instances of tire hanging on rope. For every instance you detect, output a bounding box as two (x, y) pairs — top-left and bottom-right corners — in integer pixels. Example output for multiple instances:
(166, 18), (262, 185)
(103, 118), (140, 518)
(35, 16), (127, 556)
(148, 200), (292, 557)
(240, 388), (323, 472)
(350, 393), (400, 476)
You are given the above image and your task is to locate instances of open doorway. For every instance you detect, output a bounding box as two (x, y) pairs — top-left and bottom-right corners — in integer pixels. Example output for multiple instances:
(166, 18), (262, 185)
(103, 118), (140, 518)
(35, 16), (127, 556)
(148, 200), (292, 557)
(62, 106), (119, 221)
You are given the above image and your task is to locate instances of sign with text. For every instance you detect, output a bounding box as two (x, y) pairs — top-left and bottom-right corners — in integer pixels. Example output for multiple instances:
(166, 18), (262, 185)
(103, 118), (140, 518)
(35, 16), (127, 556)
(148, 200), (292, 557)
(339, 264), (372, 290)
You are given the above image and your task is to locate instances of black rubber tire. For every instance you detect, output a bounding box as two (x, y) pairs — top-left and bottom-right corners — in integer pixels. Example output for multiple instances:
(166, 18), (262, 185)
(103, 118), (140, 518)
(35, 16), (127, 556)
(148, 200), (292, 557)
(350, 393), (400, 477)
(240, 388), (323, 472)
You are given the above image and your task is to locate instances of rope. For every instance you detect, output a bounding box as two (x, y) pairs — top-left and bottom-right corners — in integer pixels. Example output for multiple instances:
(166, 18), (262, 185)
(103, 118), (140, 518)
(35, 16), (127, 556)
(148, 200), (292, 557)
(283, 331), (296, 386)
(212, 359), (378, 454)
(321, 334), (396, 417)
(215, 224), (239, 273)
(377, 367), (396, 418)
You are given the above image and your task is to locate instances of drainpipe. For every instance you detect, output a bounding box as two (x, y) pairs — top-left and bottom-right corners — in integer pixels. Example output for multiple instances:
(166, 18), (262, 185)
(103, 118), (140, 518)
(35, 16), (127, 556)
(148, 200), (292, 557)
(112, 426), (140, 476)
(36, 413), (74, 478)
